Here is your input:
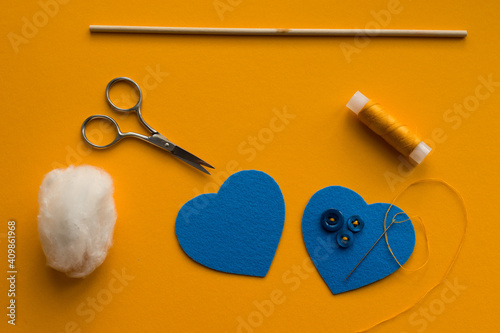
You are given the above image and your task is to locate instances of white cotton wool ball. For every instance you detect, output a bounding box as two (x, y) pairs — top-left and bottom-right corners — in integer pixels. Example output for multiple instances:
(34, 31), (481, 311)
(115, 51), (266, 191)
(37, 165), (117, 278)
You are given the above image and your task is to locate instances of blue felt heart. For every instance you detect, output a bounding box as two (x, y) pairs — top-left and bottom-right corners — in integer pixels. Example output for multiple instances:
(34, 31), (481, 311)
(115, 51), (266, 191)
(302, 186), (415, 294)
(176, 170), (285, 277)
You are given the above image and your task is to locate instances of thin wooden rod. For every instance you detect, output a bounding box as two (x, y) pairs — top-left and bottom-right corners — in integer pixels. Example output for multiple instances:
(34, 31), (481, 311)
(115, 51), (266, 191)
(89, 25), (467, 38)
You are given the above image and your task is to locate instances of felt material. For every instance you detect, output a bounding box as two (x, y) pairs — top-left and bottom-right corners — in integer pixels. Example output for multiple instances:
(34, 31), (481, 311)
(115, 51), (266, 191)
(176, 170), (285, 277)
(302, 186), (415, 294)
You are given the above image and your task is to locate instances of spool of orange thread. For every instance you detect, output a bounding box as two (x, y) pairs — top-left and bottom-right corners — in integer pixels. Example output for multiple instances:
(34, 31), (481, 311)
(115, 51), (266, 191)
(346, 91), (431, 165)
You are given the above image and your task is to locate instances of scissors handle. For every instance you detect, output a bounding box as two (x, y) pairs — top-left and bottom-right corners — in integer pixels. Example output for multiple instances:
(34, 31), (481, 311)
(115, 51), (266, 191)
(81, 115), (149, 149)
(105, 77), (156, 134)
(106, 77), (142, 113)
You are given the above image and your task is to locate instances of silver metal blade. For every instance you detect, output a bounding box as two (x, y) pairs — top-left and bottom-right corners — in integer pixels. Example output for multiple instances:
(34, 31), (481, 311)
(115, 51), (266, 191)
(146, 133), (213, 174)
(171, 146), (215, 169)
(172, 153), (211, 175)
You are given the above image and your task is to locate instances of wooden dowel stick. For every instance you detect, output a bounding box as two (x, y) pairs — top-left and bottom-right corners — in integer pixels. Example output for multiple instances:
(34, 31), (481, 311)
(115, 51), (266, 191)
(89, 25), (467, 38)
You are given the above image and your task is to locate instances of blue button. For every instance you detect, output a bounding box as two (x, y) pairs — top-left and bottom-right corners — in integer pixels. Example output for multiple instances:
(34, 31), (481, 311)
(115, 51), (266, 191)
(321, 209), (344, 232)
(336, 229), (354, 248)
(347, 215), (364, 233)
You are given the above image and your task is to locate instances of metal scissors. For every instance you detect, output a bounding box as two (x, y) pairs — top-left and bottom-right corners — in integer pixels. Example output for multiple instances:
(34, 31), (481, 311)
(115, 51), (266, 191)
(81, 77), (214, 174)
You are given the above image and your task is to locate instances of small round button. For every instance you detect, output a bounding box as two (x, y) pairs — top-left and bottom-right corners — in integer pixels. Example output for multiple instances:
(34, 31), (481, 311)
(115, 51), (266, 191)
(347, 215), (364, 233)
(336, 229), (354, 248)
(321, 209), (344, 232)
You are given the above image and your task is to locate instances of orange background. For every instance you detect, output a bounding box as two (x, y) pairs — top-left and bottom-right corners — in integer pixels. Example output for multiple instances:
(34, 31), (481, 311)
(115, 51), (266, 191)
(1, 0), (499, 332)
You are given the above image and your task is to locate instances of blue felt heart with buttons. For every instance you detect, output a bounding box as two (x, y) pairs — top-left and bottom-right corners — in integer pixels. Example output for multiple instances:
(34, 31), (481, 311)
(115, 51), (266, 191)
(302, 186), (415, 294)
(176, 170), (285, 277)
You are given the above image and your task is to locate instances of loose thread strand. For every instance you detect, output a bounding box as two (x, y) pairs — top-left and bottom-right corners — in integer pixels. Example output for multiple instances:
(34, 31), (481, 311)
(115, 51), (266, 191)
(344, 219), (396, 281)
(387, 215), (430, 272)
(356, 179), (468, 333)
(344, 212), (409, 281)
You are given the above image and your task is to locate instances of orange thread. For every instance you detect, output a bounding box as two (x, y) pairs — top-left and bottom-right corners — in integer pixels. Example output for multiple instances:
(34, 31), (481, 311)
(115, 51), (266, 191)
(386, 215), (430, 272)
(344, 212), (410, 282)
(358, 101), (422, 157)
(356, 179), (468, 332)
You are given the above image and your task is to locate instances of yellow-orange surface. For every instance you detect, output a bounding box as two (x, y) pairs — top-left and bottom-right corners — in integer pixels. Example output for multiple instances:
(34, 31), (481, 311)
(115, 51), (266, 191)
(1, 0), (499, 332)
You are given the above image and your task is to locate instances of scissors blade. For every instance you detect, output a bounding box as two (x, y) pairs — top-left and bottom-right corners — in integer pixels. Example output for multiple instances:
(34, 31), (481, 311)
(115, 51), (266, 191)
(146, 133), (214, 174)
(171, 146), (215, 169)
(172, 153), (212, 175)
